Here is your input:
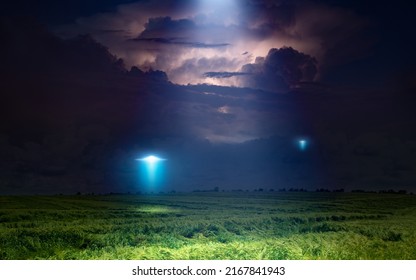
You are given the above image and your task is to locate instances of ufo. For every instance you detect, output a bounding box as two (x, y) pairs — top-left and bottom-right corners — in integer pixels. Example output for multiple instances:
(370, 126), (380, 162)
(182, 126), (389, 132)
(298, 139), (308, 151)
(137, 155), (165, 164)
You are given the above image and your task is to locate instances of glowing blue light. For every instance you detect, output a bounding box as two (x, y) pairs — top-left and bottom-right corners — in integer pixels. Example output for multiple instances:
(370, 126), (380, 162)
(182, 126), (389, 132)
(299, 139), (308, 151)
(136, 155), (166, 190)
(139, 155), (165, 164)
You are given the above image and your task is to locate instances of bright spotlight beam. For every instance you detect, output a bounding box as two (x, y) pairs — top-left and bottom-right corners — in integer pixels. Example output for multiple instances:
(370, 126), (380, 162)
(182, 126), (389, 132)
(136, 155), (166, 190)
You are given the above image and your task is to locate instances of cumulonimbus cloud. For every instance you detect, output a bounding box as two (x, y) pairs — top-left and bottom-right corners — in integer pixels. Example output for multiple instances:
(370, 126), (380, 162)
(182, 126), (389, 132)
(54, 0), (375, 87)
(202, 47), (318, 92)
(239, 47), (318, 91)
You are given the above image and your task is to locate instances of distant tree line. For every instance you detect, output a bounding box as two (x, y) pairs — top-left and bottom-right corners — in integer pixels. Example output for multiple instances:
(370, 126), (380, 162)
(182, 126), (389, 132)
(70, 188), (413, 196)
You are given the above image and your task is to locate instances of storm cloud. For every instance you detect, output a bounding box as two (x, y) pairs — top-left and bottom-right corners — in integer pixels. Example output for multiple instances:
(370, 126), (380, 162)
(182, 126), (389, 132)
(240, 47), (318, 91)
(202, 47), (318, 92)
(54, 0), (375, 86)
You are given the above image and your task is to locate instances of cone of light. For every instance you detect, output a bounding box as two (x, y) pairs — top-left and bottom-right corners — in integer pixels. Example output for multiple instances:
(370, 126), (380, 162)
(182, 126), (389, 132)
(136, 155), (166, 190)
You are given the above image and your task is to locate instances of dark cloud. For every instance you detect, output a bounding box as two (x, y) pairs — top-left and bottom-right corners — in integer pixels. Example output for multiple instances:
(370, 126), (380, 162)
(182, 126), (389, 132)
(130, 37), (230, 48)
(0, 17), (126, 75)
(1, 0), (140, 24)
(202, 46), (318, 91)
(138, 16), (198, 40)
(239, 47), (318, 91)
(0, 17), (174, 194)
(203, 72), (251, 79)
(240, 1), (298, 37)
(168, 56), (243, 84)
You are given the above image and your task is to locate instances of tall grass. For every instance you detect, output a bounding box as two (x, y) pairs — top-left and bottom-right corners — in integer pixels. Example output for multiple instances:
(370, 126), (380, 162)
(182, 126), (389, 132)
(0, 193), (415, 259)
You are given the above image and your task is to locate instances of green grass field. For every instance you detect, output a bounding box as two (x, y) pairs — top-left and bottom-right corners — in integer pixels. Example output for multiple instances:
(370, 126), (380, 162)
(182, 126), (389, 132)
(1, 192), (415, 259)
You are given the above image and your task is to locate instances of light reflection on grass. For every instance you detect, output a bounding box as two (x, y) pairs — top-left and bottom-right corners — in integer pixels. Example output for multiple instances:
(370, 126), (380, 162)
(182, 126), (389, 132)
(135, 206), (176, 214)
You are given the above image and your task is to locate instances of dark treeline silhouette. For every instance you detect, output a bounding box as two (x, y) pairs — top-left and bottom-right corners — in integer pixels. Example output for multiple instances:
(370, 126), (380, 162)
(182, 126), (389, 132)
(69, 187), (413, 196)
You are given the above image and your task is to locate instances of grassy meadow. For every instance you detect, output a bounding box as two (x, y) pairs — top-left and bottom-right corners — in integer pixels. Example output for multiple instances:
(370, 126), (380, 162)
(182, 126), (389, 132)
(0, 192), (415, 259)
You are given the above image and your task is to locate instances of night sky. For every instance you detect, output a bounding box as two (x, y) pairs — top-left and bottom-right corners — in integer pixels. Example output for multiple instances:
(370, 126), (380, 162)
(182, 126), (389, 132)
(1, 0), (415, 194)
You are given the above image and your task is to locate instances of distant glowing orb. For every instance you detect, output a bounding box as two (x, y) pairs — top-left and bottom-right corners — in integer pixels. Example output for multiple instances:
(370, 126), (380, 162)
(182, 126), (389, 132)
(298, 139), (308, 151)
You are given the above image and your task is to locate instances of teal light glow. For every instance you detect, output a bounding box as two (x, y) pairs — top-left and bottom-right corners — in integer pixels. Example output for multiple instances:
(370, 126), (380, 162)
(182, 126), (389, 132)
(136, 155), (166, 191)
(299, 139), (308, 151)
(140, 155), (164, 164)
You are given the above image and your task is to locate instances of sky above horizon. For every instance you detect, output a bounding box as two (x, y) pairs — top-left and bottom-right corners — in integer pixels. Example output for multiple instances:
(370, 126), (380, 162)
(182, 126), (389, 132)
(1, 0), (415, 194)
